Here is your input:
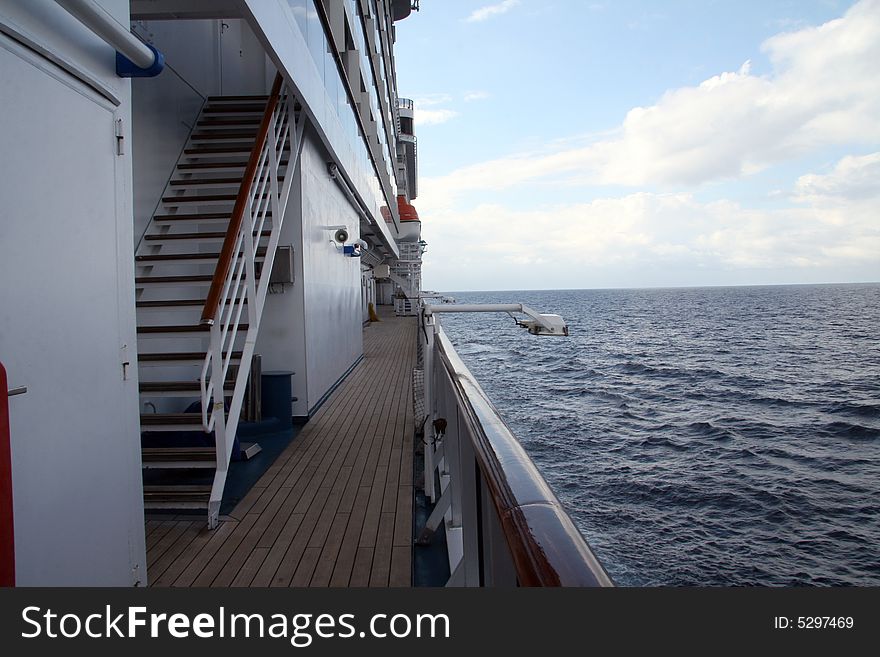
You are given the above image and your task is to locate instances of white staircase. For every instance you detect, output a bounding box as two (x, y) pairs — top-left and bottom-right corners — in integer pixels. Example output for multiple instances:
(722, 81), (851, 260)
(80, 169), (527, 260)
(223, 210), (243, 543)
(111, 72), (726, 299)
(391, 241), (423, 316)
(136, 75), (304, 527)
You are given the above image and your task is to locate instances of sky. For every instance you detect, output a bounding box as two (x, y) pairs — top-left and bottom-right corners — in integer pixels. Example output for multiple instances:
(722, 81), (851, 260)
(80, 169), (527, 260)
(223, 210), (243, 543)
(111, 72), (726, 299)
(392, 0), (880, 291)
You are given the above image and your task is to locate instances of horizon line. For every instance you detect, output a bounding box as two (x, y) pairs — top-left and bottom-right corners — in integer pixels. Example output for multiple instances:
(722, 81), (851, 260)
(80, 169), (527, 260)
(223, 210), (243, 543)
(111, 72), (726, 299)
(428, 280), (880, 294)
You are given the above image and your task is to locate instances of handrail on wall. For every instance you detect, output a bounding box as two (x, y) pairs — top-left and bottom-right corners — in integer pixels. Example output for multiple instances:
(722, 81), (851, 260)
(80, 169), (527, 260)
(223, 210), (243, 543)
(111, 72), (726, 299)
(201, 73), (283, 326)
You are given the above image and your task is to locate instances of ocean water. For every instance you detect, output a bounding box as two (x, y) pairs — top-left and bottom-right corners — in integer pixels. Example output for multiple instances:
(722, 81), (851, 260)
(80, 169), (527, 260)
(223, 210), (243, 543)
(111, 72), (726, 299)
(437, 284), (880, 586)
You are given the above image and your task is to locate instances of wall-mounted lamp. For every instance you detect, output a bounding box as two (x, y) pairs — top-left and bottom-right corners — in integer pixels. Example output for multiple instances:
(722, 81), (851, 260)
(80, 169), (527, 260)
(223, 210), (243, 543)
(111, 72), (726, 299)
(326, 225), (349, 244)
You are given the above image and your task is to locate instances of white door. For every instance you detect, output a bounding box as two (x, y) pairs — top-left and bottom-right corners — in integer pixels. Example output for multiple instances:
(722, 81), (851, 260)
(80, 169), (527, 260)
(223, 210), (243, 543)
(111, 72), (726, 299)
(0, 35), (145, 585)
(218, 19), (266, 96)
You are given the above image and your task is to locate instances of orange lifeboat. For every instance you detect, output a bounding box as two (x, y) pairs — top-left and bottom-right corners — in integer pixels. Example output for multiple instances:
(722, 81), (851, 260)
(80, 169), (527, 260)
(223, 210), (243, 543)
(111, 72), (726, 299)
(395, 195), (421, 241)
(397, 195), (420, 222)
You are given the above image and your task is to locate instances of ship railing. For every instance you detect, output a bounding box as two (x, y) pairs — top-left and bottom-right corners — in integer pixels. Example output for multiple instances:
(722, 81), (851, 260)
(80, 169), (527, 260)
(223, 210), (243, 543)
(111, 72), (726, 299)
(198, 73), (305, 528)
(418, 312), (613, 586)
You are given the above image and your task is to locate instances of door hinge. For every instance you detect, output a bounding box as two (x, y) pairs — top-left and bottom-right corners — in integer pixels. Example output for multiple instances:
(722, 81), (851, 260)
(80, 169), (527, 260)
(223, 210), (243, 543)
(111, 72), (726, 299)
(115, 118), (124, 155)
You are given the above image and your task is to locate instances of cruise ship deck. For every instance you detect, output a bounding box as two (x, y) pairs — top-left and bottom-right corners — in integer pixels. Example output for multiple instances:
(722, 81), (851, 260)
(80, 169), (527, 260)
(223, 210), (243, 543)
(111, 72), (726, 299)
(144, 308), (416, 587)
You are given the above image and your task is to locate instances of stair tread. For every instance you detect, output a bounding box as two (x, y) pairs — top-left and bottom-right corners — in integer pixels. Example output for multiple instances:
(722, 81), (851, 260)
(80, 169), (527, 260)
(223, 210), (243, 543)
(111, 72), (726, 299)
(139, 380), (234, 392)
(136, 248), (266, 263)
(202, 105), (267, 113)
(177, 161), (247, 170)
(197, 118), (261, 127)
(135, 275), (214, 284)
(139, 351), (242, 361)
(137, 299), (206, 307)
(177, 160), (287, 170)
(162, 193), (238, 202)
(142, 447), (216, 460)
(137, 324), (210, 333)
(162, 193), (273, 203)
(143, 447), (215, 453)
(152, 212), (234, 221)
(137, 324), (249, 333)
(136, 299), (249, 308)
(184, 145), (254, 154)
(191, 131), (258, 140)
(141, 413), (205, 425)
(206, 95), (269, 101)
(144, 485), (212, 492)
(169, 178), (244, 186)
(145, 231), (228, 240)
(143, 485), (212, 502)
(136, 252), (219, 262)
(144, 231), (269, 241)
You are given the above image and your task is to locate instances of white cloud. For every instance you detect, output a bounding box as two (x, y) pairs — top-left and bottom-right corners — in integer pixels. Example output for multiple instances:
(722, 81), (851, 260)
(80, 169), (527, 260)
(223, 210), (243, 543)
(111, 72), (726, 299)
(419, 153), (880, 289)
(412, 93), (453, 108)
(411, 95), (459, 126)
(465, 0), (520, 23)
(464, 91), (491, 102)
(794, 152), (880, 203)
(416, 109), (460, 126)
(426, 0), (880, 196)
(414, 1), (880, 289)
(409, 92), (489, 128)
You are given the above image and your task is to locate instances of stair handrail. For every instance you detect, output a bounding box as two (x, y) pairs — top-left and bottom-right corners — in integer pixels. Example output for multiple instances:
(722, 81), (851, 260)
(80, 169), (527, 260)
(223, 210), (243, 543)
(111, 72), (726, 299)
(195, 73), (303, 527)
(200, 72), (283, 327)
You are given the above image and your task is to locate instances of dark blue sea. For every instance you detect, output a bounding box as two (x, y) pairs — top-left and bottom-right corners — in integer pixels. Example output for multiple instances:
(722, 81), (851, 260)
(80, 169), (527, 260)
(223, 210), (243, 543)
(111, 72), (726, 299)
(437, 284), (880, 586)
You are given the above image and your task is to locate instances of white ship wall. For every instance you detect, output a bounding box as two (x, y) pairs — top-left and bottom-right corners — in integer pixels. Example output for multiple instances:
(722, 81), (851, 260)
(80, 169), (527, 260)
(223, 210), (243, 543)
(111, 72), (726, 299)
(0, 0), (145, 585)
(131, 18), (272, 245)
(254, 164), (309, 419)
(299, 136), (364, 410)
(242, 0), (398, 255)
(377, 281), (394, 306)
(256, 134), (363, 418)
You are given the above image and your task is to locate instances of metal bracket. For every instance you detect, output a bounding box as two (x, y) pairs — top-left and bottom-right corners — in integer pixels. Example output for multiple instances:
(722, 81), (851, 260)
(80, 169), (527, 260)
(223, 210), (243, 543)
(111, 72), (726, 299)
(415, 488), (451, 545)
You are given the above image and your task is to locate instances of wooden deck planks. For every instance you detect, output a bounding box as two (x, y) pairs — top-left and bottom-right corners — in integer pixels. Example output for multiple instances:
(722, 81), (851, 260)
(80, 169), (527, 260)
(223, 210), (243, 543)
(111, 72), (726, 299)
(147, 309), (417, 587)
(328, 486), (372, 587)
(148, 521), (201, 579)
(151, 521), (236, 587)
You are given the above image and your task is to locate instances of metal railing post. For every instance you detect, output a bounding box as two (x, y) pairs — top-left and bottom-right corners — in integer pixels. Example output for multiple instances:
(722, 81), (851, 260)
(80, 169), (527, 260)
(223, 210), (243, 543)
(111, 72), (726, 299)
(208, 320), (228, 528)
(422, 311), (436, 501)
(242, 193), (258, 311)
(456, 413), (481, 585)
